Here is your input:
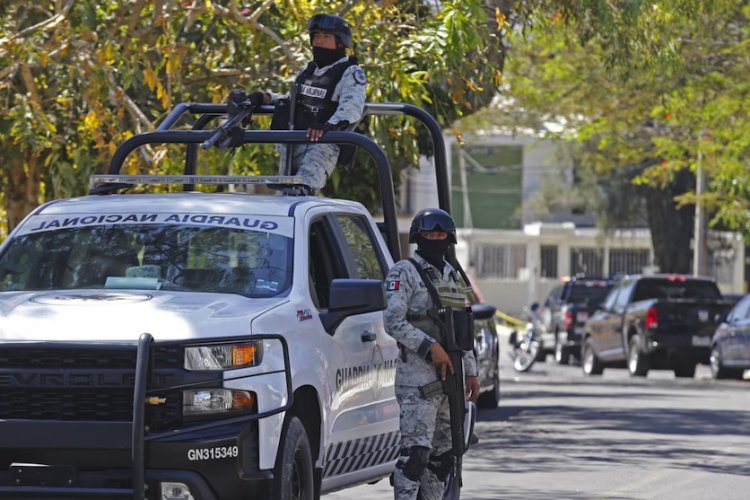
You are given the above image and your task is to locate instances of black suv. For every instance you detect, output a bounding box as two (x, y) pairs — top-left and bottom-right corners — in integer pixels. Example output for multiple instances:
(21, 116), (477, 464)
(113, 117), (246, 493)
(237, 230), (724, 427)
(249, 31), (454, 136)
(541, 278), (613, 364)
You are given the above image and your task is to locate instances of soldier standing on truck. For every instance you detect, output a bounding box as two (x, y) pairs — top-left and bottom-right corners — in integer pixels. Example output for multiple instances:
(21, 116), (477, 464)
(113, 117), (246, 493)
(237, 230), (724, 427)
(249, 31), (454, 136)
(246, 13), (367, 192)
(384, 208), (480, 500)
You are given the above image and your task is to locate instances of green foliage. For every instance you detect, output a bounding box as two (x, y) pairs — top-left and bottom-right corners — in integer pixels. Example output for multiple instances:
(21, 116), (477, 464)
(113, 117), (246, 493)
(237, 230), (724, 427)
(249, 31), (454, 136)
(0, 0), (503, 227)
(462, 0), (750, 244)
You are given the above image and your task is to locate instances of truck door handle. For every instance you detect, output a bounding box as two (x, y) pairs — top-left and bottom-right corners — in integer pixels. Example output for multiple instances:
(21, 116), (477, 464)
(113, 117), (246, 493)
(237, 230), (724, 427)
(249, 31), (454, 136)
(361, 331), (377, 342)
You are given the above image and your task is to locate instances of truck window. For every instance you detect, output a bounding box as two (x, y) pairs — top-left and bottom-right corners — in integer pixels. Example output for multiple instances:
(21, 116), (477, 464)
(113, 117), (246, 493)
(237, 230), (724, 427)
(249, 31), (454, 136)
(613, 280), (635, 313)
(601, 286), (620, 311)
(567, 283), (612, 306)
(332, 214), (385, 280)
(632, 278), (722, 301)
(309, 218), (347, 309)
(0, 224), (292, 298)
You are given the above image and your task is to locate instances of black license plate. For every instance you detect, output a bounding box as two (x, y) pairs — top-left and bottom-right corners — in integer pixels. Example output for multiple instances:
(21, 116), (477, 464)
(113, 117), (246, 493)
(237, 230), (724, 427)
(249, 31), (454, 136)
(9, 463), (77, 487)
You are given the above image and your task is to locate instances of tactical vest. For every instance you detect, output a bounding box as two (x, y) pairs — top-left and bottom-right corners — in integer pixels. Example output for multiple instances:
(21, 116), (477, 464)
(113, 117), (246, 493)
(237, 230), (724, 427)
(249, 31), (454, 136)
(270, 57), (358, 131)
(406, 258), (468, 344)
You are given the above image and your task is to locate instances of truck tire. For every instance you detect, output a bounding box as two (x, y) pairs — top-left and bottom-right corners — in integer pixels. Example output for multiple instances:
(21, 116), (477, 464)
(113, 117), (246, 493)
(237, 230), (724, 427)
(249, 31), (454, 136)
(554, 335), (570, 365)
(273, 416), (315, 500)
(627, 336), (649, 377)
(478, 363), (500, 409)
(710, 346), (744, 380)
(582, 338), (604, 376)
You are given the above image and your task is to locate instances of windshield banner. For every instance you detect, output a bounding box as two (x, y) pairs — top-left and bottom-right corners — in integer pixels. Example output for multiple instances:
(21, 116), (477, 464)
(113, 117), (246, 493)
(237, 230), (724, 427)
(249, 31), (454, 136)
(17, 213), (294, 238)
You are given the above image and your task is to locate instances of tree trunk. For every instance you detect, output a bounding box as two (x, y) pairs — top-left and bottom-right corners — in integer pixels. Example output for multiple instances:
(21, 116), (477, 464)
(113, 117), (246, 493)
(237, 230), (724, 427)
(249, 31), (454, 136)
(644, 169), (695, 274)
(4, 154), (41, 234)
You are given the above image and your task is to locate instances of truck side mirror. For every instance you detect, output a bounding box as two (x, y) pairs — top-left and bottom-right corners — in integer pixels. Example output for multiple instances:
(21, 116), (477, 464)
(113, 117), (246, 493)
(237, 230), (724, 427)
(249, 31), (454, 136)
(320, 279), (386, 334)
(471, 303), (497, 320)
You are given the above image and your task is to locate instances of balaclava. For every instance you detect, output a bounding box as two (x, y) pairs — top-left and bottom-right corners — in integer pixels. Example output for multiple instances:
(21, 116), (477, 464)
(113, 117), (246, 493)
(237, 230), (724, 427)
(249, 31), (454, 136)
(416, 236), (451, 269)
(312, 45), (346, 67)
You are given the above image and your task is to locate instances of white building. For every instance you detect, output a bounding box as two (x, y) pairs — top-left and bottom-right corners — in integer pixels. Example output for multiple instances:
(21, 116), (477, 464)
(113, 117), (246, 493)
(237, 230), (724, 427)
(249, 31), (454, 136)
(397, 133), (745, 316)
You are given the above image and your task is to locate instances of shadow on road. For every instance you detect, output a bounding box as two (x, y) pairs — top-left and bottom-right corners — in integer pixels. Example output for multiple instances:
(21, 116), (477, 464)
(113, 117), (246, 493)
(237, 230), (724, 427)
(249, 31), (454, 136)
(473, 402), (750, 478)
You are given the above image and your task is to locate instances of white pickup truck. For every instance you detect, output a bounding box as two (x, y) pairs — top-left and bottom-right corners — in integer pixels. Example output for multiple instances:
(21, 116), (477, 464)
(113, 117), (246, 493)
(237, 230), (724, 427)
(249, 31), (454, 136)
(0, 99), (471, 500)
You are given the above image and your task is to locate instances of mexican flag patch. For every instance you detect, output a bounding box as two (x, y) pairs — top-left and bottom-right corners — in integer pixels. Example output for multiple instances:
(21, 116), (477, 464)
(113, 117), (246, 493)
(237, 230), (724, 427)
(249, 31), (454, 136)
(386, 280), (400, 291)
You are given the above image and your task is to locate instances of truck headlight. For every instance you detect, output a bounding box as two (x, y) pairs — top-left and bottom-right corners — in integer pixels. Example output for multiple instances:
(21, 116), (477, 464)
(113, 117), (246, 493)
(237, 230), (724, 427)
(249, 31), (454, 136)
(183, 389), (257, 417)
(184, 342), (262, 371)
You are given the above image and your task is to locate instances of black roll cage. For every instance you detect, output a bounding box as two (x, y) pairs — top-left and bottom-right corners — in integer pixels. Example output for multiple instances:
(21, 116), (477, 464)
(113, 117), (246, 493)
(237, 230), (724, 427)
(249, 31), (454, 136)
(101, 101), (451, 263)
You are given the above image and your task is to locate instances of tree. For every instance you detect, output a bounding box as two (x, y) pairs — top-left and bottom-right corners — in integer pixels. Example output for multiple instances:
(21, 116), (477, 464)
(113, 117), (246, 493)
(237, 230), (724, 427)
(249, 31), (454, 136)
(0, 0), (508, 235)
(460, 1), (750, 273)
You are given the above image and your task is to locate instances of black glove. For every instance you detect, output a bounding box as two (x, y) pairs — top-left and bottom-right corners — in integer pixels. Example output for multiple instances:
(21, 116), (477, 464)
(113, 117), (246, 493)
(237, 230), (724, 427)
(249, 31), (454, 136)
(247, 91), (266, 107)
(309, 122), (335, 133)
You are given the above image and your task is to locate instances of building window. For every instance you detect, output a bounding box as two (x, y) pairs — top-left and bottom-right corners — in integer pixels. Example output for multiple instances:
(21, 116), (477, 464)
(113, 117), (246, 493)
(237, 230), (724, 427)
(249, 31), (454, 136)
(540, 245), (558, 278)
(609, 249), (650, 276)
(570, 248), (603, 277)
(476, 244), (526, 279)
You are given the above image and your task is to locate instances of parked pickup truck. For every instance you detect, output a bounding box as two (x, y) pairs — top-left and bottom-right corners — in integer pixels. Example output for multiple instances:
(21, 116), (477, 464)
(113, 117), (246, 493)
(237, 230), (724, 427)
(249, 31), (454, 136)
(0, 97), (477, 500)
(540, 277), (613, 365)
(582, 274), (735, 378)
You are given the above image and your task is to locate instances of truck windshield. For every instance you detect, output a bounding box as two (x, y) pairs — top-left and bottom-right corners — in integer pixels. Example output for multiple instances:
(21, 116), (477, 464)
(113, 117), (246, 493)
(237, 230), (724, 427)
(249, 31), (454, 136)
(0, 224), (292, 298)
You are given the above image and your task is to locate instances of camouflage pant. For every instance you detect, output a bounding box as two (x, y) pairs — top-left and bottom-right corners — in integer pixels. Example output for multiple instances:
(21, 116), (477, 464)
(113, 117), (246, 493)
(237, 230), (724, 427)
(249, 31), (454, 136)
(393, 385), (451, 500)
(276, 143), (339, 191)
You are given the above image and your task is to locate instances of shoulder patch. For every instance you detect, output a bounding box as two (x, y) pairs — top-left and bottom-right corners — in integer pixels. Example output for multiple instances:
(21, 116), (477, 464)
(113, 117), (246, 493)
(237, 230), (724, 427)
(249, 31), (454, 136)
(385, 280), (400, 291)
(352, 68), (367, 85)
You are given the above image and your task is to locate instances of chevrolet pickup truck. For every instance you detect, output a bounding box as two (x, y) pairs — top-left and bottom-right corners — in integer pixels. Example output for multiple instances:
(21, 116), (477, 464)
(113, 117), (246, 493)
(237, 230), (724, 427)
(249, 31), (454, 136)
(582, 274), (734, 378)
(0, 99), (475, 500)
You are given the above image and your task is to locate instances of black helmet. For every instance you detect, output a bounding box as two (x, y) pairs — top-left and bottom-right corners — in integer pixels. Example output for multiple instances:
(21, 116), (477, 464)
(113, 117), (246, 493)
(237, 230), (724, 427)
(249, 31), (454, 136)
(307, 13), (352, 48)
(409, 208), (457, 244)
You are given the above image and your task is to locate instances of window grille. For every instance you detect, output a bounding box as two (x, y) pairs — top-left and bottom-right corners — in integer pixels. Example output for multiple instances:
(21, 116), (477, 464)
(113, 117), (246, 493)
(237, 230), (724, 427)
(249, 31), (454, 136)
(570, 248), (603, 277)
(476, 244), (526, 278)
(609, 249), (650, 276)
(540, 245), (558, 278)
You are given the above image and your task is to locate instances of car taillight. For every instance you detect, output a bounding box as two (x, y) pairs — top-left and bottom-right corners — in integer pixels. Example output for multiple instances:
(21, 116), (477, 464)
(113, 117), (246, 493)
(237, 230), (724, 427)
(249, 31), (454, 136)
(564, 310), (574, 331)
(645, 307), (659, 330)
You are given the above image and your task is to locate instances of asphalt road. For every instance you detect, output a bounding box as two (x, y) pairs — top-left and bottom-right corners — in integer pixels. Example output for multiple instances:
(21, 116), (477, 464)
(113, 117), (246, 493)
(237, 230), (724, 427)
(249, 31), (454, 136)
(325, 358), (750, 500)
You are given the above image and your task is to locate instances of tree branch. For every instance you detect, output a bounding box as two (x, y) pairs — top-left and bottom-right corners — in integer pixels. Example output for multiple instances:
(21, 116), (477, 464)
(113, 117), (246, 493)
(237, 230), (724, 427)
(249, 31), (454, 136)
(19, 62), (42, 111)
(209, 0), (295, 63)
(0, 0), (74, 47)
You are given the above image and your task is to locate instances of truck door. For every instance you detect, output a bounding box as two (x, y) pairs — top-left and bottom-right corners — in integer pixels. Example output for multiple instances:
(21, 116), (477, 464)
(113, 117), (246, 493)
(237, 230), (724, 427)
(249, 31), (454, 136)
(604, 279), (635, 360)
(727, 295), (750, 362)
(308, 213), (400, 484)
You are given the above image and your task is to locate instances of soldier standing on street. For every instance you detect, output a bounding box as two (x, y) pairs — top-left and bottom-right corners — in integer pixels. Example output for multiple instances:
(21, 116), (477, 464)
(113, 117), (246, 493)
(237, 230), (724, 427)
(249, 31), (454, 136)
(246, 13), (367, 192)
(384, 208), (480, 500)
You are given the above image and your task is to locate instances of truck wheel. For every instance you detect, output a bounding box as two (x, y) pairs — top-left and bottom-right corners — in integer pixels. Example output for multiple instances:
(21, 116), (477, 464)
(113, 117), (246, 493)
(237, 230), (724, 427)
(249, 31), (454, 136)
(673, 361), (696, 378)
(627, 337), (649, 377)
(554, 336), (570, 365)
(442, 465), (461, 500)
(478, 366), (500, 409)
(273, 416), (315, 500)
(710, 346), (744, 380)
(582, 339), (604, 376)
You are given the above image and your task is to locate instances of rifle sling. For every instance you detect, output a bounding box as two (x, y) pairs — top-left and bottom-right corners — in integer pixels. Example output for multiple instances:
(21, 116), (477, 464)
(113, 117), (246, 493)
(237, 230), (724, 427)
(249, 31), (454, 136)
(407, 258), (443, 310)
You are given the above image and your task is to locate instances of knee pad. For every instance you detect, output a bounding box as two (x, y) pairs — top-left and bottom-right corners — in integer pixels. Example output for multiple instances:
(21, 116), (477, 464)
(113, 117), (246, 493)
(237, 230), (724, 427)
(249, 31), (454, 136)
(396, 446), (430, 482)
(427, 451), (454, 481)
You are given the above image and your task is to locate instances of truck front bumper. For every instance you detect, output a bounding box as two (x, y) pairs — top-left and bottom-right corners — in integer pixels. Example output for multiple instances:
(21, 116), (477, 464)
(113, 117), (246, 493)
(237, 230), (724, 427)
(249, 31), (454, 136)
(0, 420), (270, 500)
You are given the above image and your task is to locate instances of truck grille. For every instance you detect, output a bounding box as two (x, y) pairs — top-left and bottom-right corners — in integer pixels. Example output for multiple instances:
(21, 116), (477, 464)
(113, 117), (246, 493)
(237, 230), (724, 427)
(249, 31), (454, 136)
(0, 346), (182, 369)
(0, 346), (183, 430)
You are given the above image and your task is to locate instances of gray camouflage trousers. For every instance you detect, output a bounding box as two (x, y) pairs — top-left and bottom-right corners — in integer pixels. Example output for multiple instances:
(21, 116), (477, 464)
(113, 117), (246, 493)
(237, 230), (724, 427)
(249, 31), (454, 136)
(393, 385), (451, 500)
(277, 143), (339, 191)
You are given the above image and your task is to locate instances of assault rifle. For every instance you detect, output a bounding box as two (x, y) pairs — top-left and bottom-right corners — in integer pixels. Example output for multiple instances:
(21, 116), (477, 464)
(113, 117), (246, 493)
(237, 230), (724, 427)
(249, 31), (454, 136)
(201, 89), (256, 151)
(427, 306), (473, 494)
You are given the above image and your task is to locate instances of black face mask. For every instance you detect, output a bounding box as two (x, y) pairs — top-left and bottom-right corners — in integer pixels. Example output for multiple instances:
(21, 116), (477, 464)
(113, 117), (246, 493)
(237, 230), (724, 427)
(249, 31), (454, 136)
(416, 238), (452, 268)
(312, 46), (345, 67)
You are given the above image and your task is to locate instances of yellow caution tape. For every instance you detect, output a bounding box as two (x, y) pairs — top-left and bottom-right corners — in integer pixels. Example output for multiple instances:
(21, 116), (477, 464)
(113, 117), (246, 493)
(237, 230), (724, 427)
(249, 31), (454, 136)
(494, 310), (529, 328)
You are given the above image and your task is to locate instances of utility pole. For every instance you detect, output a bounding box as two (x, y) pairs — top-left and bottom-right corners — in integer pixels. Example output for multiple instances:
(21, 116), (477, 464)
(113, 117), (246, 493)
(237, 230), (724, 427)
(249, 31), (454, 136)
(693, 131), (708, 276)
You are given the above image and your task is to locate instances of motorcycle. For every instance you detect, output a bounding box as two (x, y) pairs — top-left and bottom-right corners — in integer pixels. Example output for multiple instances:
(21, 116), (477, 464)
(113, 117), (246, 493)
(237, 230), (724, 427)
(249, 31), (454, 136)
(508, 303), (543, 372)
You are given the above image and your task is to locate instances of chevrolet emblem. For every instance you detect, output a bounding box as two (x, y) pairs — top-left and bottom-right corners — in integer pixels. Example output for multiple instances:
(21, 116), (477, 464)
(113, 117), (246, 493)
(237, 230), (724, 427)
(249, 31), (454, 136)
(145, 396), (167, 406)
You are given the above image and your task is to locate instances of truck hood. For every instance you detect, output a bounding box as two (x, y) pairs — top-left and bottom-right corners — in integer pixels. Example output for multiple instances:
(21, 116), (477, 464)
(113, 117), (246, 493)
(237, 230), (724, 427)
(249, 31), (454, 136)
(0, 290), (286, 343)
